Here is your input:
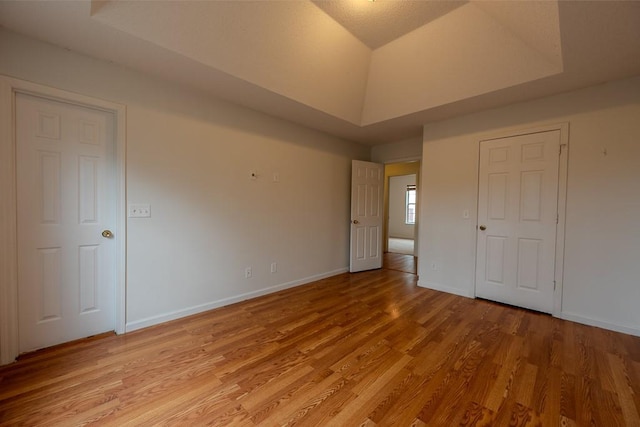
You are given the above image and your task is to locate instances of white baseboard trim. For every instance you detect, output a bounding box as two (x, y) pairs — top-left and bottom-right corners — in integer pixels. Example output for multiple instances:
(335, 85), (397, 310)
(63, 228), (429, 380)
(417, 280), (474, 299)
(125, 267), (349, 333)
(557, 311), (640, 337)
(416, 281), (640, 337)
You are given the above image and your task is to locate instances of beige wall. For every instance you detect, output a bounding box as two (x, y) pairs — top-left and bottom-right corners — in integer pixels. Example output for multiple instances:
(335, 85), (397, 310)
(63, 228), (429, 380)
(420, 75), (640, 336)
(371, 136), (422, 164)
(0, 30), (369, 330)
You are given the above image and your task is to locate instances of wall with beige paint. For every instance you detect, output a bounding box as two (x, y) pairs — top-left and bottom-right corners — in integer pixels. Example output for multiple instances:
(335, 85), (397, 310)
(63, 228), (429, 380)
(420, 76), (640, 336)
(0, 30), (369, 330)
(371, 136), (422, 164)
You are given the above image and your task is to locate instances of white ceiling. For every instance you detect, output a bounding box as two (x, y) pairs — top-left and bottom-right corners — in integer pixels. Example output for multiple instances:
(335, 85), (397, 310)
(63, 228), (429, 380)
(1, 0), (639, 145)
(312, 0), (467, 49)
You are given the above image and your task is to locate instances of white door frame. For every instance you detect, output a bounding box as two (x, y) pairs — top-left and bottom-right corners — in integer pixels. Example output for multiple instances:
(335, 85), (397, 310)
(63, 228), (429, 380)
(0, 76), (126, 365)
(475, 122), (569, 316)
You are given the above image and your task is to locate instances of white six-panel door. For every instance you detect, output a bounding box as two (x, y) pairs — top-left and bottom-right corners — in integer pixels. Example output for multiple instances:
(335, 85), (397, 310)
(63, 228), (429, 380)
(350, 160), (384, 273)
(475, 130), (561, 313)
(16, 93), (116, 352)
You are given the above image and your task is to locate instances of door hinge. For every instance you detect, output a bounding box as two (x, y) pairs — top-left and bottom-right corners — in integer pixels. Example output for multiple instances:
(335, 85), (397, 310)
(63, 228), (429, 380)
(554, 280), (556, 291)
(556, 213), (559, 224)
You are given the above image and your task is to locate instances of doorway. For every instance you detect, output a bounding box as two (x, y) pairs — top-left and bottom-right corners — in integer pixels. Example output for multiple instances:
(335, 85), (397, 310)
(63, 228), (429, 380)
(383, 161), (421, 258)
(388, 174), (416, 255)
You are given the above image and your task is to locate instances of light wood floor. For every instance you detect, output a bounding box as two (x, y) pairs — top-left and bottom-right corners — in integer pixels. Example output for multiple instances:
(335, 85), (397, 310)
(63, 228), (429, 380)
(2, 255), (639, 426)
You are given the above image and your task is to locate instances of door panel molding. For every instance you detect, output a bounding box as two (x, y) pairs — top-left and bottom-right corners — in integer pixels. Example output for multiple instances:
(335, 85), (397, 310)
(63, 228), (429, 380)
(474, 122), (568, 316)
(0, 76), (126, 365)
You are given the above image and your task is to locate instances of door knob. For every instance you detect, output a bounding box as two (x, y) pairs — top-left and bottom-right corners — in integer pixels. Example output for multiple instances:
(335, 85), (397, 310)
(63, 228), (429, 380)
(479, 225), (487, 231)
(102, 230), (113, 238)
(352, 220), (359, 224)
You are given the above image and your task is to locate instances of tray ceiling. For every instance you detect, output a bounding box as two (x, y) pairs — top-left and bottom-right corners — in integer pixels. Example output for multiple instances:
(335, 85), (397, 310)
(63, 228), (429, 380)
(1, 0), (639, 144)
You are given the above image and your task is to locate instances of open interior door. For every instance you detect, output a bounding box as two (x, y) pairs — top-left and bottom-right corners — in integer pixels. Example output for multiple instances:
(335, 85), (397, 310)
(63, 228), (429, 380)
(350, 160), (384, 272)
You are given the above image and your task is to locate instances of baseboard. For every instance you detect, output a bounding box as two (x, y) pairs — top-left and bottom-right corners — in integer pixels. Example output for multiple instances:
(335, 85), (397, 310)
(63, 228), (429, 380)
(417, 280), (640, 337)
(558, 311), (640, 337)
(417, 280), (474, 299)
(125, 267), (349, 333)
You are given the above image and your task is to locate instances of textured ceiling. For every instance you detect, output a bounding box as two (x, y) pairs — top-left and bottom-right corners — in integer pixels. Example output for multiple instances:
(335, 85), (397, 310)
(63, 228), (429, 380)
(312, 0), (467, 49)
(0, 1), (639, 145)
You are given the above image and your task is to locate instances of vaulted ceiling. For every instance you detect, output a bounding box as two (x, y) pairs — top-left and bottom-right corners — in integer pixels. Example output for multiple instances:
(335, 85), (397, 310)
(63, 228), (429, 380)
(1, 1), (639, 145)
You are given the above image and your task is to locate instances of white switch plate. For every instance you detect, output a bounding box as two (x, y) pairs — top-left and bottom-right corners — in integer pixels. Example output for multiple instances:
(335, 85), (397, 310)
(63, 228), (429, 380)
(129, 204), (151, 218)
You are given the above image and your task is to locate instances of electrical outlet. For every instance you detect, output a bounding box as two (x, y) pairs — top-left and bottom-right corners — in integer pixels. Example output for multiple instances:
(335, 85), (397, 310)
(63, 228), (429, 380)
(270, 262), (277, 273)
(245, 267), (252, 278)
(128, 204), (151, 218)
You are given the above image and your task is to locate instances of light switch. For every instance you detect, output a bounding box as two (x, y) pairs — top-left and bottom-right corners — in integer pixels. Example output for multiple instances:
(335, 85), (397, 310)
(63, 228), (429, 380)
(129, 204), (151, 218)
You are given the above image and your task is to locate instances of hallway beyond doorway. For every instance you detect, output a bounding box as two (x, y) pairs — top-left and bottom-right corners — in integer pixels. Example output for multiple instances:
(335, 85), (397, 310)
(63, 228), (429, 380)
(383, 252), (416, 275)
(388, 237), (414, 255)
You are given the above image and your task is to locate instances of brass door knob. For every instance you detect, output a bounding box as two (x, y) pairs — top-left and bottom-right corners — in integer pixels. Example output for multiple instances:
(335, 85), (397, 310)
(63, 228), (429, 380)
(353, 220), (359, 224)
(102, 230), (113, 238)
(479, 225), (487, 231)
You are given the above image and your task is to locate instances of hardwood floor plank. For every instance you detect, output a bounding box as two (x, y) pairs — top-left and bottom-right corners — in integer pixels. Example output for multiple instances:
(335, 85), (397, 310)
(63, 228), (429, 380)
(458, 401), (495, 426)
(591, 383), (626, 427)
(272, 374), (353, 426)
(325, 354), (412, 426)
(1, 257), (640, 425)
(629, 358), (640, 416)
(560, 372), (578, 424)
(512, 363), (538, 408)
(119, 382), (242, 427)
(239, 363), (315, 411)
(483, 334), (525, 412)
(608, 352), (640, 426)
(538, 366), (562, 426)
(249, 369), (340, 425)
(424, 343), (489, 426)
